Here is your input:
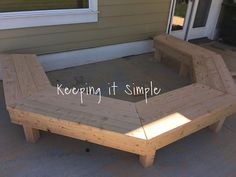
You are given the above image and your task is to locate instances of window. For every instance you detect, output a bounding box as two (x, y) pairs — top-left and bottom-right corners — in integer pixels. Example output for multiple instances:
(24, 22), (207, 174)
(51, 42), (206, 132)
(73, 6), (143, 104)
(193, 0), (212, 28)
(171, 0), (189, 31)
(0, 0), (98, 30)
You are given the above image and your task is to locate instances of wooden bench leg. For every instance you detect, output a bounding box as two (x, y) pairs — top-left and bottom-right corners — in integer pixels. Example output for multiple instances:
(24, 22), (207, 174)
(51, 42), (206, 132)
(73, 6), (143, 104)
(154, 49), (163, 62)
(139, 150), (156, 168)
(179, 63), (189, 78)
(23, 125), (40, 143)
(209, 118), (226, 133)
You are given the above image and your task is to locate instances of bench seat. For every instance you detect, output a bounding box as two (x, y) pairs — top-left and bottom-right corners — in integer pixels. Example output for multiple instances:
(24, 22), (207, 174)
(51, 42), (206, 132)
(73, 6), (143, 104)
(8, 82), (236, 168)
(1, 34), (236, 168)
(136, 84), (236, 149)
(8, 87), (149, 156)
(1, 54), (50, 107)
(9, 87), (145, 138)
(154, 34), (218, 60)
(154, 34), (236, 94)
(192, 54), (236, 95)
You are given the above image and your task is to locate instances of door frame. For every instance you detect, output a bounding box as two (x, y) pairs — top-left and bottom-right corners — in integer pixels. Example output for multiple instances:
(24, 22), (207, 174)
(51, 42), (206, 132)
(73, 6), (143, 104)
(166, 0), (223, 40)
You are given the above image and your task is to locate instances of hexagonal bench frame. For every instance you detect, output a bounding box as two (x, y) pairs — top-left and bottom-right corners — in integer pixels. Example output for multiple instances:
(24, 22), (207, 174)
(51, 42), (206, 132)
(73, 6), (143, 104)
(1, 34), (236, 168)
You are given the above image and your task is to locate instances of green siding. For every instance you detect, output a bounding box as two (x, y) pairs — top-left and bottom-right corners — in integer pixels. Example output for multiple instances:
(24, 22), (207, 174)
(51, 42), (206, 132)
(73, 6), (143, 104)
(0, 0), (171, 54)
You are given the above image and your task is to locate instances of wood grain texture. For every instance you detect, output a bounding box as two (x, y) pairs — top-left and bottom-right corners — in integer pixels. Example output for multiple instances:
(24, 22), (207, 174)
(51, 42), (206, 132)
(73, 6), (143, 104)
(152, 34), (236, 150)
(0, 54), (51, 106)
(2, 34), (236, 168)
(23, 125), (40, 143)
(12, 87), (145, 136)
(8, 107), (148, 156)
(0, 55), (23, 106)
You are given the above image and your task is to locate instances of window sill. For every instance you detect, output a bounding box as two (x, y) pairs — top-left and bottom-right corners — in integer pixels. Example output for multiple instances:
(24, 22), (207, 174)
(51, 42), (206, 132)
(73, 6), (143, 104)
(0, 9), (98, 30)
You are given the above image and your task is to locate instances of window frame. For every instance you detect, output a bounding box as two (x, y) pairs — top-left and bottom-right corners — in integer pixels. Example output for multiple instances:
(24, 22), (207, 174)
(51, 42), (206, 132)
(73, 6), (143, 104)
(0, 0), (98, 30)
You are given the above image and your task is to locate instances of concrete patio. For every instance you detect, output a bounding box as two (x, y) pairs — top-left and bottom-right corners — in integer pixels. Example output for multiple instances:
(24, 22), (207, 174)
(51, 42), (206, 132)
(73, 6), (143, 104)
(0, 51), (236, 177)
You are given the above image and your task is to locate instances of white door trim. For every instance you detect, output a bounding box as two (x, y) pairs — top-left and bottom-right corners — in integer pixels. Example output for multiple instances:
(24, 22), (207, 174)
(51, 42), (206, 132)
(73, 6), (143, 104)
(166, 0), (175, 33)
(167, 0), (194, 40)
(208, 0), (224, 39)
(186, 0), (223, 40)
(167, 0), (223, 40)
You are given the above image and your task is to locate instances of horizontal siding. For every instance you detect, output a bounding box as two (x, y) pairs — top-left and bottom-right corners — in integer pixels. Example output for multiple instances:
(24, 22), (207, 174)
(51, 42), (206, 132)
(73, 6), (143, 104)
(0, 0), (88, 12)
(0, 0), (171, 54)
(11, 33), (158, 54)
(0, 13), (167, 39)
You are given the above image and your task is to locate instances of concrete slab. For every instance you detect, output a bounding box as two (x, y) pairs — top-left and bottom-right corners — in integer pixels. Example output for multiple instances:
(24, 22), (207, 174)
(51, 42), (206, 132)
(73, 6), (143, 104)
(0, 53), (236, 177)
(47, 53), (191, 102)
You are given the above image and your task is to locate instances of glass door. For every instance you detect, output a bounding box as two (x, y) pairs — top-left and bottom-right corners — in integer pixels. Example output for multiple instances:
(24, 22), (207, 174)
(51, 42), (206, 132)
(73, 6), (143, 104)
(169, 0), (193, 40)
(169, 0), (222, 40)
(186, 0), (213, 40)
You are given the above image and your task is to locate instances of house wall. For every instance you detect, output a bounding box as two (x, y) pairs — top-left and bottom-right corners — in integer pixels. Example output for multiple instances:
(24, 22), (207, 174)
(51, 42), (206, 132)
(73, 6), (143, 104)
(0, 0), (171, 55)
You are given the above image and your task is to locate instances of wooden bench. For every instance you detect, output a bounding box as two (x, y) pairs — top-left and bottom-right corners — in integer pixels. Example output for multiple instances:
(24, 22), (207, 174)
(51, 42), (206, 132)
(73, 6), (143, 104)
(154, 34), (236, 95)
(154, 33), (236, 133)
(154, 34), (218, 78)
(1, 34), (236, 168)
(0, 54), (51, 106)
(0, 54), (51, 142)
(192, 54), (236, 95)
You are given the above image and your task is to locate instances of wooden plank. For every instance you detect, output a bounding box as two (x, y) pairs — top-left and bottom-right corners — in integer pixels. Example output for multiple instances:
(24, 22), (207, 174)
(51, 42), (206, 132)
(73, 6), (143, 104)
(177, 94), (236, 121)
(41, 86), (136, 113)
(213, 55), (236, 95)
(136, 84), (224, 125)
(0, 55), (23, 106)
(192, 55), (226, 92)
(139, 150), (156, 168)
(192, 57), (207, 84)
(23, 125), (40, 143)
(1, 54), (51, 106)
(209, 118), (226, 133)
(14, 98), (144, 136)
(204, 56), (225, 91)
(154, 48), (163, 62)
(184, 92), (235, 121)
(192, 56), (210, 84)
(136, 86), (228, 140)
(10, 86), (146, 138)
(11, 54), (38, 97)
(154, 34), (217, 58)
(24, 54), (51, 90)
(154, 41), (193, 66)
(149, 93), (236, 149)
(29, 88), (140, 123)
(179, 63), (189, 78)
(8, 107), (148, 156)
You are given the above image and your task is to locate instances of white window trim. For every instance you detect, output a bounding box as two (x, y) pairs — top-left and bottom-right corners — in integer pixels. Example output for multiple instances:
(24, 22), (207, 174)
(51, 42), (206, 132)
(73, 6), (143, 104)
(0, 0), (98, 30)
